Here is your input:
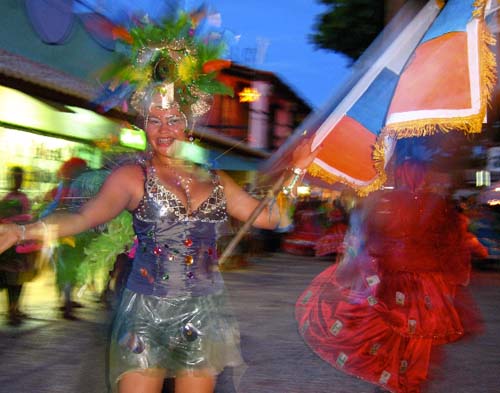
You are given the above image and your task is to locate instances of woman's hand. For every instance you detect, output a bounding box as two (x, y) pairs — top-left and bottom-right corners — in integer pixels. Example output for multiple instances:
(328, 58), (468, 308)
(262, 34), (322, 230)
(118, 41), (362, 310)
(0, 223), (21, 254)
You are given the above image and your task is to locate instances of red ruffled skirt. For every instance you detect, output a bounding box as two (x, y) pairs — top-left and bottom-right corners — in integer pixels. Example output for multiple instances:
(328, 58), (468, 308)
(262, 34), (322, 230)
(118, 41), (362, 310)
(296, 260), (473, 393)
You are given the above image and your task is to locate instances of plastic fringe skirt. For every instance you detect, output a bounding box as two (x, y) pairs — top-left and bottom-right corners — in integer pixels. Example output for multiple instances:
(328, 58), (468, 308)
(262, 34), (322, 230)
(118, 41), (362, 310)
(109, 288), (243, 389)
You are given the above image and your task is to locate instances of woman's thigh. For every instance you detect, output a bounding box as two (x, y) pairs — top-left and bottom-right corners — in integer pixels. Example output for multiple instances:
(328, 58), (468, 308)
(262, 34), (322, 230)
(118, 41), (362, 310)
(175, 373), (216, 393)
(118, 370), (165, 393)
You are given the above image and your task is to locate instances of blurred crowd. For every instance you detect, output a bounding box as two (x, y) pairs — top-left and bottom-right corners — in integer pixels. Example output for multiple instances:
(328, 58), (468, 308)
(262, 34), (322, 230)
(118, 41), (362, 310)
(2, 155), (500, 329)
(0, 157), (134, 326)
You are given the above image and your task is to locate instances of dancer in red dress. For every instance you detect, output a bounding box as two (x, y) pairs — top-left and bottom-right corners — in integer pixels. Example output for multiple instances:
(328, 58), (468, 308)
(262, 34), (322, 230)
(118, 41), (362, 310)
(296, 156), (487, 393)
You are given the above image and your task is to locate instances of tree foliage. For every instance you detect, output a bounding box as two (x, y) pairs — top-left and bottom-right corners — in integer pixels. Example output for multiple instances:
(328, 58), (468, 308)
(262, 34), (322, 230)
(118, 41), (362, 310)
(310, 0), (385, 61)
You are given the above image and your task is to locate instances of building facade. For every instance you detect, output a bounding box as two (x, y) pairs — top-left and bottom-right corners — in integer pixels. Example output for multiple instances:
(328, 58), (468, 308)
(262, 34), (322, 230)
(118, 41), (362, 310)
(0, 1), (311, 196)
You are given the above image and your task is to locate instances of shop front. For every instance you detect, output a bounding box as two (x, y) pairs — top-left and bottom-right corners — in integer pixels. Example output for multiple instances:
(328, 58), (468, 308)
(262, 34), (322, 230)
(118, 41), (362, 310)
(0, 84), (126, 199)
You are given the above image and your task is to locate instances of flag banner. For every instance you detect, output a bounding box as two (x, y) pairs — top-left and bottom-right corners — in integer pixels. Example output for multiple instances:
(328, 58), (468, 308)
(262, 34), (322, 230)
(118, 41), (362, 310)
(305, 0), (496, 195)
(384, 0), (496, 137)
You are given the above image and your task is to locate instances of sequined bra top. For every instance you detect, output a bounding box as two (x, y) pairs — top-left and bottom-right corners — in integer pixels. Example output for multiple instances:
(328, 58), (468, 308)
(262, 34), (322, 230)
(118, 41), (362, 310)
(127, 164), (228, 297)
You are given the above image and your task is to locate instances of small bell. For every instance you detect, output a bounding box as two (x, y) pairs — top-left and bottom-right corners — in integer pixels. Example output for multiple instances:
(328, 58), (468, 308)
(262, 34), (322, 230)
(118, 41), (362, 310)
(182, 322), (201, 342)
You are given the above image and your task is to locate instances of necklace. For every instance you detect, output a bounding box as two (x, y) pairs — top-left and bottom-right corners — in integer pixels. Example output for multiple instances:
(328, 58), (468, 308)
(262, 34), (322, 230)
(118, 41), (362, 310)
(151, 160), (193, 212)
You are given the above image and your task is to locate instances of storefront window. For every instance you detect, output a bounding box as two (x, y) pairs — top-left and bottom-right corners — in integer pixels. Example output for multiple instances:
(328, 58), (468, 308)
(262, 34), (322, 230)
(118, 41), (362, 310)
(0, 127), (101, 199)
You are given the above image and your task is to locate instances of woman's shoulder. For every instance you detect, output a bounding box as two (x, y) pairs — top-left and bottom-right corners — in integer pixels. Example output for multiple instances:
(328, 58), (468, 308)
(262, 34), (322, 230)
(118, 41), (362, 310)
(213, 170), (233, 187)
(107, 163), (146, 186)
(112, 163), (144, 175)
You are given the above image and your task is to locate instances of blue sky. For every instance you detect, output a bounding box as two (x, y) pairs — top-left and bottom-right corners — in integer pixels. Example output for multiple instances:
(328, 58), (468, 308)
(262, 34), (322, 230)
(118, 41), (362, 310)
(186, 0), (351, 109)
(76, 0), (351, 109)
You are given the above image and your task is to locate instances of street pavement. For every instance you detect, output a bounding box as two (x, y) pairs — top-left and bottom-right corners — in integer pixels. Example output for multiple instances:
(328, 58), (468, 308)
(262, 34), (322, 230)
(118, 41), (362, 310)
(1, 253), (499, 393)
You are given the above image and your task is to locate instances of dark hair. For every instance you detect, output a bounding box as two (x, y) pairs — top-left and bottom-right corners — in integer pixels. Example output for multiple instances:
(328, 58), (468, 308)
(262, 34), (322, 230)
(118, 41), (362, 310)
(11, 166), (24, 175)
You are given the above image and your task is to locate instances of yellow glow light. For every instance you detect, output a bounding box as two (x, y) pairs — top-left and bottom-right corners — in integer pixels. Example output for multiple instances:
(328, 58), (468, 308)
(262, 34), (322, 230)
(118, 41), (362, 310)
(297, 186), (310, 196)
(238, 87), (261, 103)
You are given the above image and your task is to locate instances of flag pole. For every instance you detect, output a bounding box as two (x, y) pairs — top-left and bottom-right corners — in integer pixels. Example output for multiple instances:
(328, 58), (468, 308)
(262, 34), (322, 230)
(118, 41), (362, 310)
(218, 173), (286, 266)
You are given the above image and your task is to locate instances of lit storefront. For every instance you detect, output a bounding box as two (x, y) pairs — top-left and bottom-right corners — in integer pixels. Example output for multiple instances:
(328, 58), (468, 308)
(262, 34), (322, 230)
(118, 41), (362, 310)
(0, 84), (124, 199)
(0, 127), (101, 198)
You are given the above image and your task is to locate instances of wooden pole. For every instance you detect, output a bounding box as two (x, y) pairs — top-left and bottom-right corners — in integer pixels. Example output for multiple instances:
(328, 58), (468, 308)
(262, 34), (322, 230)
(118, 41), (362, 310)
(218, 173), (286, 266)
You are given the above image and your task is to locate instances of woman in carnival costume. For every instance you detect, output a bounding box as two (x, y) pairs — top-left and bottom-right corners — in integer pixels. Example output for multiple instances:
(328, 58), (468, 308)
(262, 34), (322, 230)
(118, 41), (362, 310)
(295, 140), (488, 393)
(0, 11), (317, 393)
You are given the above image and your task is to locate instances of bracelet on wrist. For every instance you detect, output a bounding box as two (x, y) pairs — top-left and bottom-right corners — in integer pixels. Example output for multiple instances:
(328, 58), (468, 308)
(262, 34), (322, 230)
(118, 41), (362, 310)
(17, 224), (26, 244)
(282, 167), (307, 197)
(291, 167), (307, 176)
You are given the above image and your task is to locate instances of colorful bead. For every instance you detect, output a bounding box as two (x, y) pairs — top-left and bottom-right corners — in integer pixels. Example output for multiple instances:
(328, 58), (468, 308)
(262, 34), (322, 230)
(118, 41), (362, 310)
(369, 343), (381, 355)
(330, 320), (343, 336)
(153, 246), (162, 256)
(140, 268), (148, 277)
(182, 322), (200, 341)
(395, 291), (405, 306)
(186, 271), (194, 279)
(366, 275), (380, 286)
(162, 274), (169, 280)
(119, 332), (145, 354)
(379, 370), (391, 384)
(336, 352), (348, 368)
(185, 255), (194, 265)
(184, 238), (193, 247)
(408, 319), (417, 334)
(168, 255), (175, 262)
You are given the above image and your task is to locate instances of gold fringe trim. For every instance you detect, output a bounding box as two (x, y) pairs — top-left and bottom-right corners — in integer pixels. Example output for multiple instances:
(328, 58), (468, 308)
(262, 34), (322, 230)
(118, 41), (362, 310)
(473, 0), (487, 18)
(435, 0), (446, 10)
(382, 19), (497, 140)
(308, 138), (388, 197)
(308, 6), (497, 198)
(479, 21), (498, 109)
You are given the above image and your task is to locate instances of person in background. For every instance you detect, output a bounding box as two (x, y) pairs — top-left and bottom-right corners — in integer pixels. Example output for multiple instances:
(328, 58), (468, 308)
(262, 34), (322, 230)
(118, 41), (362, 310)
(0, 166), (34, 325)
(43, 157), (90, 320)
(296, 142), (488, 393)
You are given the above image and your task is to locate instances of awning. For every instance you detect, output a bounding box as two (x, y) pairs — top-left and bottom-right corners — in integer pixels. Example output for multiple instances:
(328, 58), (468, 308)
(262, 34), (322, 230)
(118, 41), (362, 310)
(0, 84), (121, 142)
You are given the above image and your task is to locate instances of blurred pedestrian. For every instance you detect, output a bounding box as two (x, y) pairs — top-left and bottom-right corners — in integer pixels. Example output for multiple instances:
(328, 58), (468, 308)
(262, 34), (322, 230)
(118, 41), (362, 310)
(0, 166), (35, 326)
(43, 157), (92, 320)
(296, 147), (488, 393)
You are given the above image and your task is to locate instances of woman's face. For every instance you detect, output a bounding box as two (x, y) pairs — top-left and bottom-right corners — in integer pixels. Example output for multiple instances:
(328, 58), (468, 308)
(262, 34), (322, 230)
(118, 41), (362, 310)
(145, 98), (187, 157)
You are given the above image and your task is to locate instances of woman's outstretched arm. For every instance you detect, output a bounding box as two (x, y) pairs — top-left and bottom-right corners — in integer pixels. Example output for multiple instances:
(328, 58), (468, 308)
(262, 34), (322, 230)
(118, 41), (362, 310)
(0, 165), (143, 254)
